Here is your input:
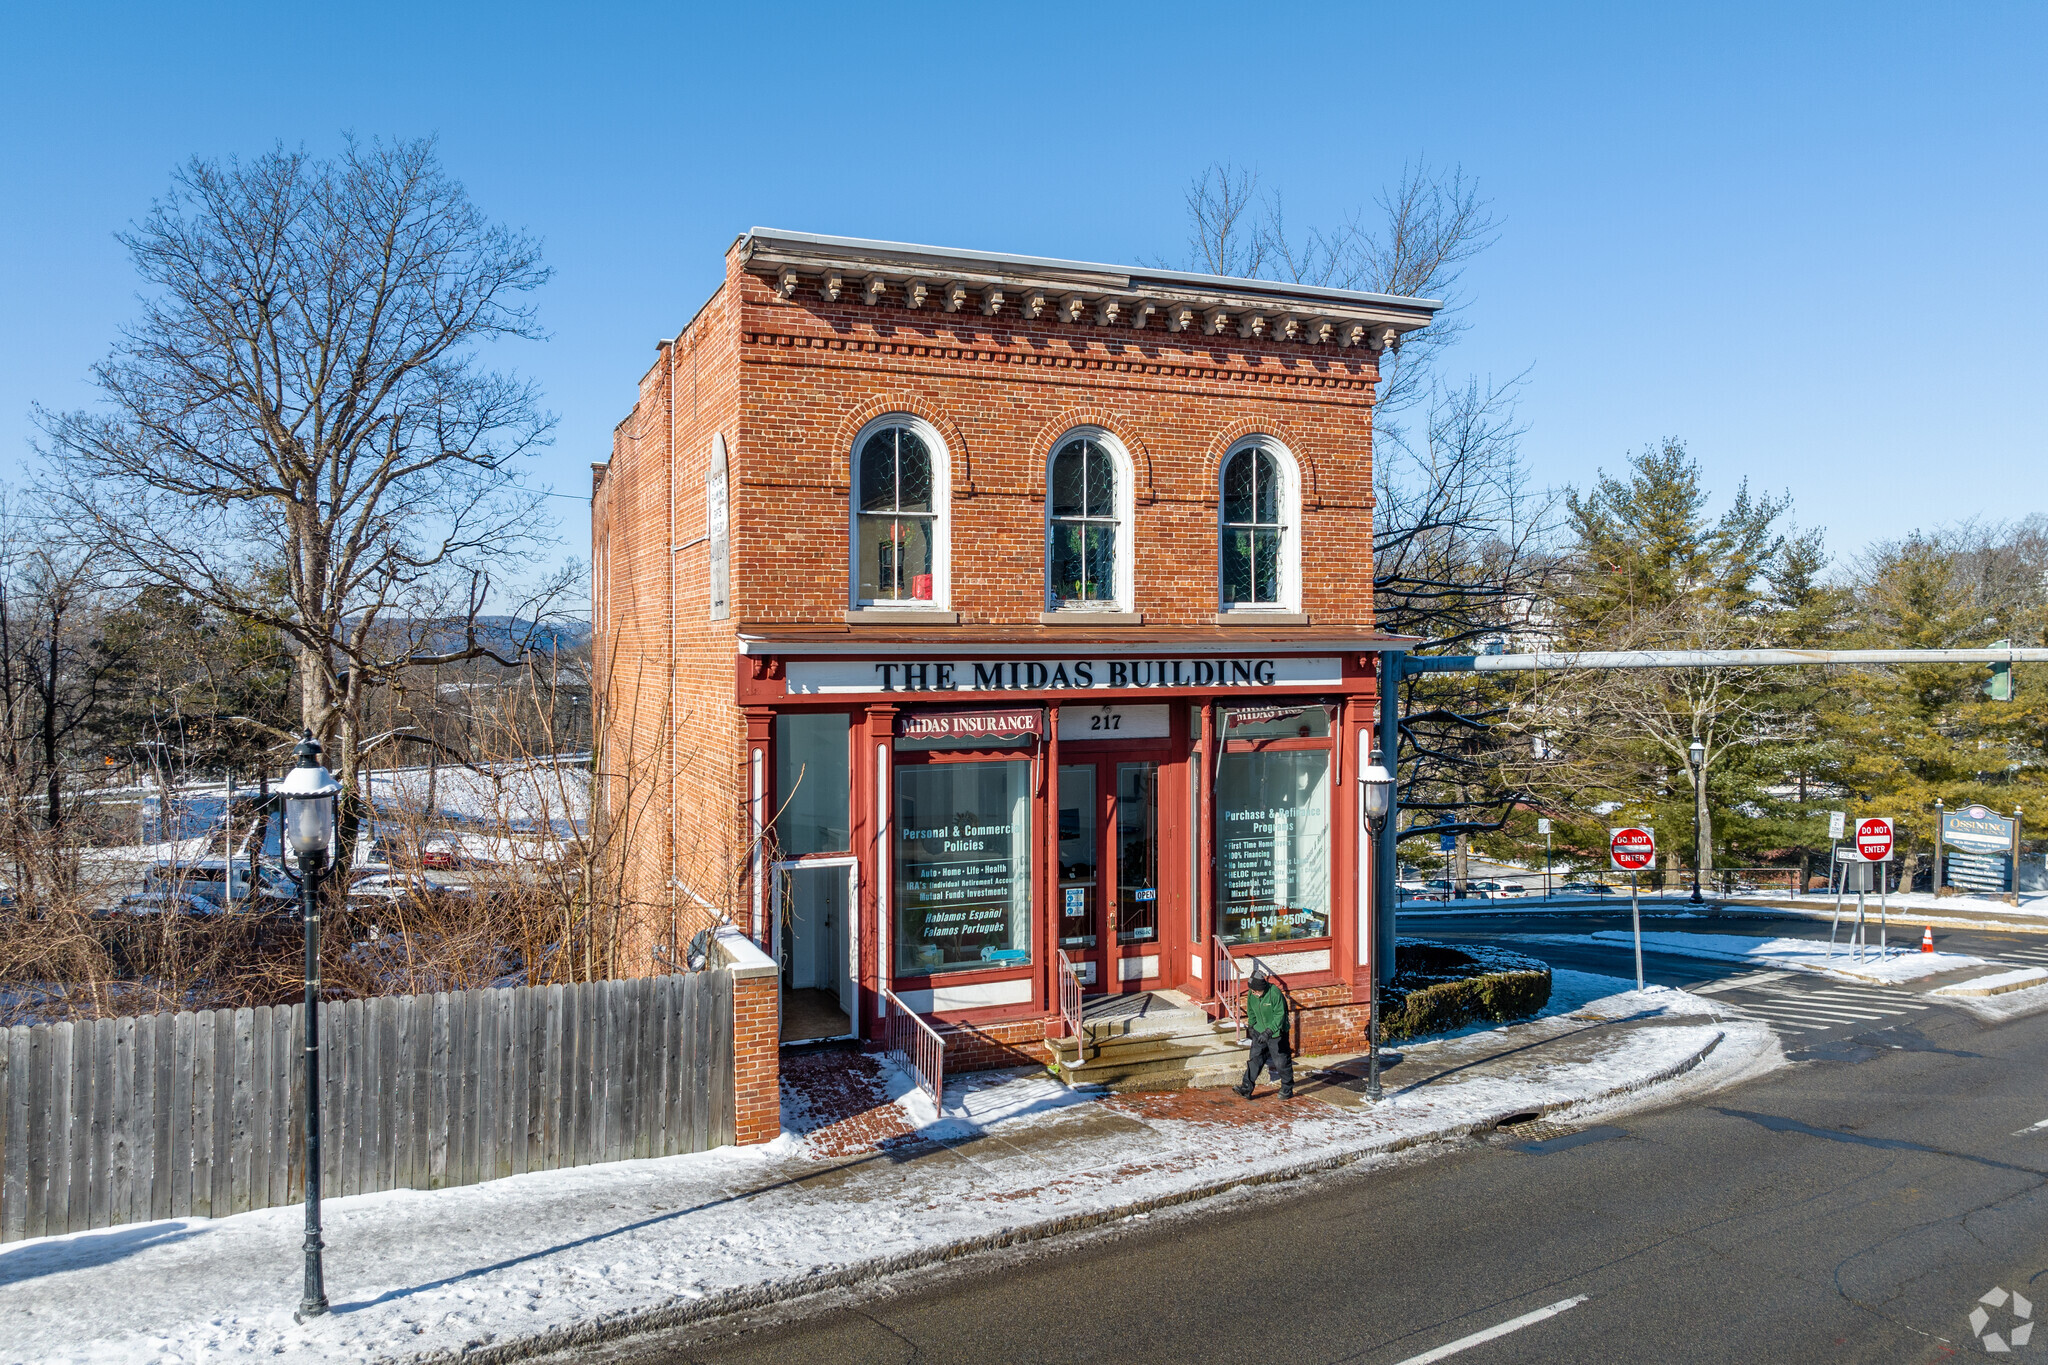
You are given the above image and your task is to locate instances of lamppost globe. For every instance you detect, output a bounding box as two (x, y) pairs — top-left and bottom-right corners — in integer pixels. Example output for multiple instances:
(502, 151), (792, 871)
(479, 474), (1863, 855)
(1688, 738), (1705, 769)
(279, 734), (340, 862)
(1359, 749), (1394, 834)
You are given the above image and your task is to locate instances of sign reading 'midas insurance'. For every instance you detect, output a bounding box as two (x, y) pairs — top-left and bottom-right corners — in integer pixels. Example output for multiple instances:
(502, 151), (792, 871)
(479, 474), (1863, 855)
(784, 655), (1344, 695)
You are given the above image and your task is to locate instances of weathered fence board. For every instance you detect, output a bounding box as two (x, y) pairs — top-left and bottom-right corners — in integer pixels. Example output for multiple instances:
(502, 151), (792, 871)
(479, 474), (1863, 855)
(0, 971), (738, 1243)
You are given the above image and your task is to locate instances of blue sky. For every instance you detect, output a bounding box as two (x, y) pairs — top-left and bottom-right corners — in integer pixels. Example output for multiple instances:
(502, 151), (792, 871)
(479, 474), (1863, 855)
(4, 2), (2043, 597)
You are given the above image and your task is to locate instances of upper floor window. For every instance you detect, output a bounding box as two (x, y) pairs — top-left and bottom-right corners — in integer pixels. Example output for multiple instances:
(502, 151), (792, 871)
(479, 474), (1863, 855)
(853, 419), (948, 607)
(1219, 440), (1298, 610)
(1045, 432), (1132, 611)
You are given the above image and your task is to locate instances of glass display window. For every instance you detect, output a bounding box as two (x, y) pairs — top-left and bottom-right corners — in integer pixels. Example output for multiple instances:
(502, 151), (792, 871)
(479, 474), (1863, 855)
(1215, 699), (1334, 946)
(775, 712), (850, 855)
(893, 757), (1034, 976)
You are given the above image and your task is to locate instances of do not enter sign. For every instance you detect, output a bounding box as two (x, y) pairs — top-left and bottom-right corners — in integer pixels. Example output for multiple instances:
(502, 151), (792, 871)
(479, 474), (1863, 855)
(1609, 826), (1657, 872)
(1854, 817), (1896, 862)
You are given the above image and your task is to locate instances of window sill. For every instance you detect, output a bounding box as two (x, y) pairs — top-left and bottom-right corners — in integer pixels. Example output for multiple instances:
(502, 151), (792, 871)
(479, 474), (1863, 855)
(1037, 610), (1144, 626)
(846, 609), (961, 625)
(1212, 611), (1311, 626)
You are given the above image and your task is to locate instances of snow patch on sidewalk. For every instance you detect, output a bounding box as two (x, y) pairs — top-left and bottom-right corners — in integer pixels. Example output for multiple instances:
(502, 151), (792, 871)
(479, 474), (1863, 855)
(1522, 930), (1988, 983)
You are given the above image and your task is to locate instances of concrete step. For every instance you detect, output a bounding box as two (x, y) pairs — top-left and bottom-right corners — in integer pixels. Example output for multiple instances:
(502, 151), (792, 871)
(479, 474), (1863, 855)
(1049, 1018), (1250, 1091)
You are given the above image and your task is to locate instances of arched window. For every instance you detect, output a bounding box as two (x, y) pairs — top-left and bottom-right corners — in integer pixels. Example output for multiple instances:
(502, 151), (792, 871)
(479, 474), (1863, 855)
(852, 420), (946, 606)
(1219, 440), (1296, 610)
(1045, 431), (1132, 612)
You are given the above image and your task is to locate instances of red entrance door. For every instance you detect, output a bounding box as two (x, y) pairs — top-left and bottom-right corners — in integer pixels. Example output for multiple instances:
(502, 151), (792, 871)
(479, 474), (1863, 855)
(1057, 741), (1184, 994)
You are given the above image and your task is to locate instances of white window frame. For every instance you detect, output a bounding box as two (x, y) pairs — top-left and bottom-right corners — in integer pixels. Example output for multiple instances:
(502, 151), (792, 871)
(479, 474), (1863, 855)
(849, 414), (951, 610)
(1216, 437), (1302, 613)
(1043, 426), (1136, 614)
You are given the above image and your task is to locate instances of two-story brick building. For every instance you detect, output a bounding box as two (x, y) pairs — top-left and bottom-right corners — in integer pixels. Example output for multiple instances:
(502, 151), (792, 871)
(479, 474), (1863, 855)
(592, 228), (1435, 1084)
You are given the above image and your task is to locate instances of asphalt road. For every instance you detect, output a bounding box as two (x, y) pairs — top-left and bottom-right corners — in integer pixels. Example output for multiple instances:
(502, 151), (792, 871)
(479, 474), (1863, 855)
(590, 911), (2048, 1364)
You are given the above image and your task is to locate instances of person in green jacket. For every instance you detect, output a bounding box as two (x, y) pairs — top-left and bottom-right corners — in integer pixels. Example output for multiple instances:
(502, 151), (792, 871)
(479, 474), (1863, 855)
(1233, 968), (1293, 1100)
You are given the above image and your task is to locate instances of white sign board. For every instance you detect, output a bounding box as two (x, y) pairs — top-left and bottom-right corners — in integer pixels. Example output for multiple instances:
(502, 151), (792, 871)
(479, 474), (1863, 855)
(785, 655), (1344, 696)
(1827, 810), (1846, 841)
(1537, 817), (1552, 835)
(1057, 704), (1171, 741)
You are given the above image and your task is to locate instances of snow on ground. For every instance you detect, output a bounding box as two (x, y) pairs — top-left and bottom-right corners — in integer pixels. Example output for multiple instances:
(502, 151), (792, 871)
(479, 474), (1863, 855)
(1929, 967), (2048, 997)
(1520, 930), (1991, 983)
(1727, 888), (2048, 918)
(0, 977), (1767, 1365)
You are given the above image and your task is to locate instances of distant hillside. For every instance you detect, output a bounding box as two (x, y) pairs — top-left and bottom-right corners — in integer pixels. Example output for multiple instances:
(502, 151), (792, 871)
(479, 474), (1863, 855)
(344, 615), (591, 655)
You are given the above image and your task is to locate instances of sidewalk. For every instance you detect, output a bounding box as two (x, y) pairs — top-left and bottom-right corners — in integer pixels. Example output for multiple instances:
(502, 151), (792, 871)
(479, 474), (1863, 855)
(0, 973), (1776, 1365)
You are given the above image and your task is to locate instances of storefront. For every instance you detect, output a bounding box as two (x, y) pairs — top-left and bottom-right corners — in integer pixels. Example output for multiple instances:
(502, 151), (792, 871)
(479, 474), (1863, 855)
(738, 632), (1396, 1048)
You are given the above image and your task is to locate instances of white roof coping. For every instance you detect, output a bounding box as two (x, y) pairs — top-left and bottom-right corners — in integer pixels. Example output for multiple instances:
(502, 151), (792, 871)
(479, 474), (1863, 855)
(740, 227), (1443, 316)
(711, 924), (778, 979)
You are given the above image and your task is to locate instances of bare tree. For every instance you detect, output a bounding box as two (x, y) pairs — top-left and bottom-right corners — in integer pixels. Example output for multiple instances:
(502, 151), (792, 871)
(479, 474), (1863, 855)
(1174, 160), (1498, 420)
(39, 137), (564, 858)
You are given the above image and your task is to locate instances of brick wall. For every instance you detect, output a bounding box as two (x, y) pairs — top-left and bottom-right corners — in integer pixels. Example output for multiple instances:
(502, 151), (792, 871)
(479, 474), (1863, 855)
(724, 264), (1380, 629)
(731, 974), (782, 1144)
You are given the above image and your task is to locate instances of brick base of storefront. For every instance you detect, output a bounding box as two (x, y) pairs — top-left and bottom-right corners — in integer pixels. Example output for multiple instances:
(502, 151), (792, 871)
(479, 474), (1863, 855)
(866, 987), (1383, 1080)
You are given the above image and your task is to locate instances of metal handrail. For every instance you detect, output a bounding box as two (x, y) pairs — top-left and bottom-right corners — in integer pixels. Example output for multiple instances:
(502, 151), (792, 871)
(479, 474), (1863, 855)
(1211, 935), (1246, 1044)
(880, 986), (946, 1108)
(1054, 948), (1086, 1068)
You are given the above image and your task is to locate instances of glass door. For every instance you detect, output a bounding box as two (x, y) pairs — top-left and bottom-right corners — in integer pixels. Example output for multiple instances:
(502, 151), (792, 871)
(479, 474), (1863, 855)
(1058, 755), (1173, 993)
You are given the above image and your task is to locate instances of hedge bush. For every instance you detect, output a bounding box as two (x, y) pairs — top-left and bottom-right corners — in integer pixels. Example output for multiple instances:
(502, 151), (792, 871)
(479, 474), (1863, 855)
(1377, 938), (1552, 1043)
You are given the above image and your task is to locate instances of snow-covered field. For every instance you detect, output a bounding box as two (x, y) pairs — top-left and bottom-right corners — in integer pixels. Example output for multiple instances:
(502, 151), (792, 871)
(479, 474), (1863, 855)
(0, 976), (1770, 1365)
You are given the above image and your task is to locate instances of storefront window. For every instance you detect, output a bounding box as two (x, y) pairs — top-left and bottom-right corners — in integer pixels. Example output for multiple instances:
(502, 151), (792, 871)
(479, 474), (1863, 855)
(1216, 749), (1331, 944)
(895, 759), (1033, 975)
(776, 713), (850, 855)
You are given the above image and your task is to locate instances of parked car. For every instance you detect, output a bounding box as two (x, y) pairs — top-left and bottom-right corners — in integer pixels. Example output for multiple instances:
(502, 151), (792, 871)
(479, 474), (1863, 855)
(111, 888), (226, 917)
(139, 858), (297, 910)
(1496, 881), (1529, 897)
(1560, 881), (1617, 896)
(348, 870), (470, 903)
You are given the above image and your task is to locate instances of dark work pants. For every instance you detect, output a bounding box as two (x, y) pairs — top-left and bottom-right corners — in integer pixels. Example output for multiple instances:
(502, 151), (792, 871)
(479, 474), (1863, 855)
(1243, 1034), (1293, 1091)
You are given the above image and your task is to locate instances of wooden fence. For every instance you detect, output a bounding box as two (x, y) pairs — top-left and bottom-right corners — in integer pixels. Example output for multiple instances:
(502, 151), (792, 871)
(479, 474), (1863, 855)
(0, 971), (735, 1244)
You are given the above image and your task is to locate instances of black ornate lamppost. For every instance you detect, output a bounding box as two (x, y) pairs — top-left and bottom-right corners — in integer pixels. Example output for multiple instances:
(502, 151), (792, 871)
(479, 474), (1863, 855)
(1359, 748), (1395, 1101)
(280, 731), (340, 1319)
(1688, 737), (1706, 904)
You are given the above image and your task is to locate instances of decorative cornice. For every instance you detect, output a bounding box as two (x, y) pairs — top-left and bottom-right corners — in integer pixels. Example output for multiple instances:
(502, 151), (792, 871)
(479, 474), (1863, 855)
(739, 229), (1438, 353)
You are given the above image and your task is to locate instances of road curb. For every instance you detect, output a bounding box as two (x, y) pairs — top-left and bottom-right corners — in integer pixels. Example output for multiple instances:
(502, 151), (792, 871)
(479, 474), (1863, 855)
(408, 1028), (1729, 1365)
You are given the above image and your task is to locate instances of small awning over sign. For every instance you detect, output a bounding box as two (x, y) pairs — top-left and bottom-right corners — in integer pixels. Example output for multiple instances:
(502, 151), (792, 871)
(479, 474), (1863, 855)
(894, 708), (1045, 742)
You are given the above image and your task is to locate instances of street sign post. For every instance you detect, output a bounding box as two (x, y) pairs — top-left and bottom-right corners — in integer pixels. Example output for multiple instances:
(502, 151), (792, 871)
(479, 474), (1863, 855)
(1610, 826), (1656, 989)
(1829, 817), (1897, 961)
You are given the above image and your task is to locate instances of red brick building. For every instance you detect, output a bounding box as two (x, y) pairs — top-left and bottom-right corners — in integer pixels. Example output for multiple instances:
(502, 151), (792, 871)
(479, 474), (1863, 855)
(592, 229), (1435, 1091)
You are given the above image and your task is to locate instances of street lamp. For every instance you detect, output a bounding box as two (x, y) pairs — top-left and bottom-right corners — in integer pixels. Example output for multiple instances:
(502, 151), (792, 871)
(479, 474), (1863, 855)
(1687, 738), (1706, 905)
(1359, 748), (1395, 1102)
(279, 731), (340, 1319)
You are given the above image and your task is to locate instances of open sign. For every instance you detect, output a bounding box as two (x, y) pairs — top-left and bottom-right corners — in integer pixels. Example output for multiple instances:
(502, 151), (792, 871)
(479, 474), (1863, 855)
(1609, 826), (1656, 872)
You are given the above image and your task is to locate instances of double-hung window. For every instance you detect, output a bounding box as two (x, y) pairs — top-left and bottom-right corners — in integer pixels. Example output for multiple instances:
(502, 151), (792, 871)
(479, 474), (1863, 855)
(854, 423), (942, 605)
(1045, 431), (1131, 612)
(1219, 441), (1296, 611)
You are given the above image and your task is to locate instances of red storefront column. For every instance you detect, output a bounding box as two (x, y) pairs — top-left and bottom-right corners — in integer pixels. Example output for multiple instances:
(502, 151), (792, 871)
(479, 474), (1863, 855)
(859, 704), (897, 1037)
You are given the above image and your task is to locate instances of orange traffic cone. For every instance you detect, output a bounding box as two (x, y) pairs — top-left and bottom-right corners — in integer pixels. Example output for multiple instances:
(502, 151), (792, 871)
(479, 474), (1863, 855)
(1921, 926), (1935, 953)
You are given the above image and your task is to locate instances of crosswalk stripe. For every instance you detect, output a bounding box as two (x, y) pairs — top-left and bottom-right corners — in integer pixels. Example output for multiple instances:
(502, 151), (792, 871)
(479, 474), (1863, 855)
(1752, 999), (1894, 1018)
(1810, 994), (1916, 1015)
(1753, 998), (1892, 1019)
